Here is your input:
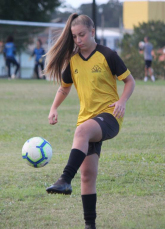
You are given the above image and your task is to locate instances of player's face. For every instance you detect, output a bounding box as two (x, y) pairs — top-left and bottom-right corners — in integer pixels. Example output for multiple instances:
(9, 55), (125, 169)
(144, 37), (148, 43)
(71, 24), (95, 51)
(37, 41), (41, 48)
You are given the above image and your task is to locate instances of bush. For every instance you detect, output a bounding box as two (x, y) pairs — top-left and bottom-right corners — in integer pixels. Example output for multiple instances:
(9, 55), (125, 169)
(120, 21), (165, 80)
(121, 48), (165, 80)
(121, 48), (144, 80)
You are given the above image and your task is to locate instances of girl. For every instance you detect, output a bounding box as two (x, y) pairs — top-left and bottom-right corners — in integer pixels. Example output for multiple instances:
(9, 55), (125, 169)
(45, 13), (135, 229)
(31, 39), (45, 79)
(3, 36), (20, 79)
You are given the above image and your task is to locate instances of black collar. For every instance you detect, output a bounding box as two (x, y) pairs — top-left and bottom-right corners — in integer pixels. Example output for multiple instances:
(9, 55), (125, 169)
(79, 44), (98, 61)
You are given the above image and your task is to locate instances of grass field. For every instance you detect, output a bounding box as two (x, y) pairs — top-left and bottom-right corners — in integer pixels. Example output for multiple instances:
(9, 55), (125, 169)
(0, 79), (165, 229)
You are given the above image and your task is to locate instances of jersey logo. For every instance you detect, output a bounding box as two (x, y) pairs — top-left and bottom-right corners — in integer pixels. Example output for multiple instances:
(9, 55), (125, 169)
(92, 65), (102, 73)
(74, 69), (78, 74)
(97, 117), (104, 121)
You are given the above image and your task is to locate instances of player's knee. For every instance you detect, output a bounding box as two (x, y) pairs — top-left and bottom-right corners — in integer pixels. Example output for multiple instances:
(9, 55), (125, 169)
(81, 168), (97, 184)
(74, 125), (88, 140)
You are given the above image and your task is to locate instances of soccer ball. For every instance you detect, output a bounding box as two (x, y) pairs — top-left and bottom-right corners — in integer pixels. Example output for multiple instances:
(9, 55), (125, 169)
(22, 137), (52, 168)
(139, 41), (145, 49)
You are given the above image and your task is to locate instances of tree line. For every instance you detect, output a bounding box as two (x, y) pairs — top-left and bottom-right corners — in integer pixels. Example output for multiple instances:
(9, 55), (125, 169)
(0, 0), (164, 79)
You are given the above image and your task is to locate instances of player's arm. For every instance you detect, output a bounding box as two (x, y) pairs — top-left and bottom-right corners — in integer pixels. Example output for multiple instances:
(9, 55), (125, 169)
(31, 50), (35, 57)
(3, 47), (6, 58)
(108, 52), (135, 118)
(48, 85), (72, 125)
(42, 48), (45, 55)
(29, 50), (35, 61)
(13, 44), (16, 55)
(48, 63), (73, 125)
(110, 74), (135, 118)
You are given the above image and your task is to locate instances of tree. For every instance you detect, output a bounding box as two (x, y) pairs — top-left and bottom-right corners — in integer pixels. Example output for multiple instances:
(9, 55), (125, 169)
(51, 3), (75, 22)
(122, 21), (165, 50)
(120, 21), (165, 79)
(0, 0), (61, 52)
(78, 0), (123, 28)
(79, 4), (93, 19)
(53, 0), (123, 28)
(97, 0), (123, 28)
(0, 0), (61, 22)
(133, 21), (165, 49)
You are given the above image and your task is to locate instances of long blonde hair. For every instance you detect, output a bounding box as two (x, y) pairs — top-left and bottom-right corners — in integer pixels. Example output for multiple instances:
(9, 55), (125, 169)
(44, 13), (94, 82)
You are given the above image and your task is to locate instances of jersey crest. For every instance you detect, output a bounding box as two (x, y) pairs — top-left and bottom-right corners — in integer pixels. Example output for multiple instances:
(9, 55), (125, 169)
(92, 65), (102, 73)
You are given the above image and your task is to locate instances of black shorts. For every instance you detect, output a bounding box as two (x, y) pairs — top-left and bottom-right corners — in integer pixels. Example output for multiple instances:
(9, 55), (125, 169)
(87, 113), (119, 157)
(145, 60), (152, 69)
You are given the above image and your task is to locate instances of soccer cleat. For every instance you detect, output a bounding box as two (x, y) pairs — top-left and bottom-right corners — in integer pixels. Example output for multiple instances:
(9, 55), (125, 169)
(11, 74), (16, 79)
(46, 177), (72, 195)
(85, 225), (96, 229)
(144, 76), (148, 82)
(151, 75), (155, 82)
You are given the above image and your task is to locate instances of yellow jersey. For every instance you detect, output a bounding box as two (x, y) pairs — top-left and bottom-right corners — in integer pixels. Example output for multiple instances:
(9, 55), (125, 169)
(61, 44), (130, 129)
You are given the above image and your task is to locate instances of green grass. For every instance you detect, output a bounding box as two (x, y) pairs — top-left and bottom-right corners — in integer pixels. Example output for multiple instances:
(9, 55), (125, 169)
(0, 79), (165, 229)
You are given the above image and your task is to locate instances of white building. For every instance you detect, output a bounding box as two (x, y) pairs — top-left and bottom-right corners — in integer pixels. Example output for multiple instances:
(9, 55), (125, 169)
(96, 28), (123, 51)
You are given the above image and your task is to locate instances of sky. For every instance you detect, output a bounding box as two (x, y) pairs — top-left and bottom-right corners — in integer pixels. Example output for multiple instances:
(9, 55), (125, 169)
(64, 0), (111, 8)
(65, 0), (165, 8)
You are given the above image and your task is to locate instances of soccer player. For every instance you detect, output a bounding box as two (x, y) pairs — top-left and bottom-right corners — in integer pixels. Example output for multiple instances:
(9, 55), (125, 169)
(45, 13), (135, 229)
(3, 36), (20, 79)
(31, 39), (45, 79)
(139, 36), (155, 82)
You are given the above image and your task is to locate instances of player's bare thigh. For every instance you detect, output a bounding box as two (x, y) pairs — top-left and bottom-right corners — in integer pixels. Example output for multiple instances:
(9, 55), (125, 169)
(73, 119), (102, 143)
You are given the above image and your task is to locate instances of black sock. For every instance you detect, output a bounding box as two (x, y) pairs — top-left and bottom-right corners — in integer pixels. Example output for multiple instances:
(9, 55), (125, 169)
(61, 148), (86, 184)
(82, 194), (97, 227)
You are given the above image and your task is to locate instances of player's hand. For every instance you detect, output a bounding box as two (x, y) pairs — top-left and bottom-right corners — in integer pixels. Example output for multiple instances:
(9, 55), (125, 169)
(29, 57), (32, 61)
(39, 58), (43, 63)
(109, 100), (126, 118)
(48, 109), (58, 125)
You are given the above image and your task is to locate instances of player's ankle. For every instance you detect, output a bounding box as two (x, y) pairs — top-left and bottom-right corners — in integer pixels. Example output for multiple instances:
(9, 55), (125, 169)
(60, 175), (71, 184)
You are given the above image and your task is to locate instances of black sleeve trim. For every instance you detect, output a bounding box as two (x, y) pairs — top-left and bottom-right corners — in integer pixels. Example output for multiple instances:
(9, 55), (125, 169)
(62, 63), (73, 84)
(109, 51), (127, 77)
(96, 44), (127, 77)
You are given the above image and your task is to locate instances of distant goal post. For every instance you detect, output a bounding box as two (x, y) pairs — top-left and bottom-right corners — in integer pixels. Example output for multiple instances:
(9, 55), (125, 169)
(0, 19), (65, 78)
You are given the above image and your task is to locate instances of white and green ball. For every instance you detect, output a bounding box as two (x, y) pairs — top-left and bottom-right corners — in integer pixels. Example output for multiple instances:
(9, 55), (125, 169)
(22, 137), (52, 168)
(139, 41), (145, 49)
